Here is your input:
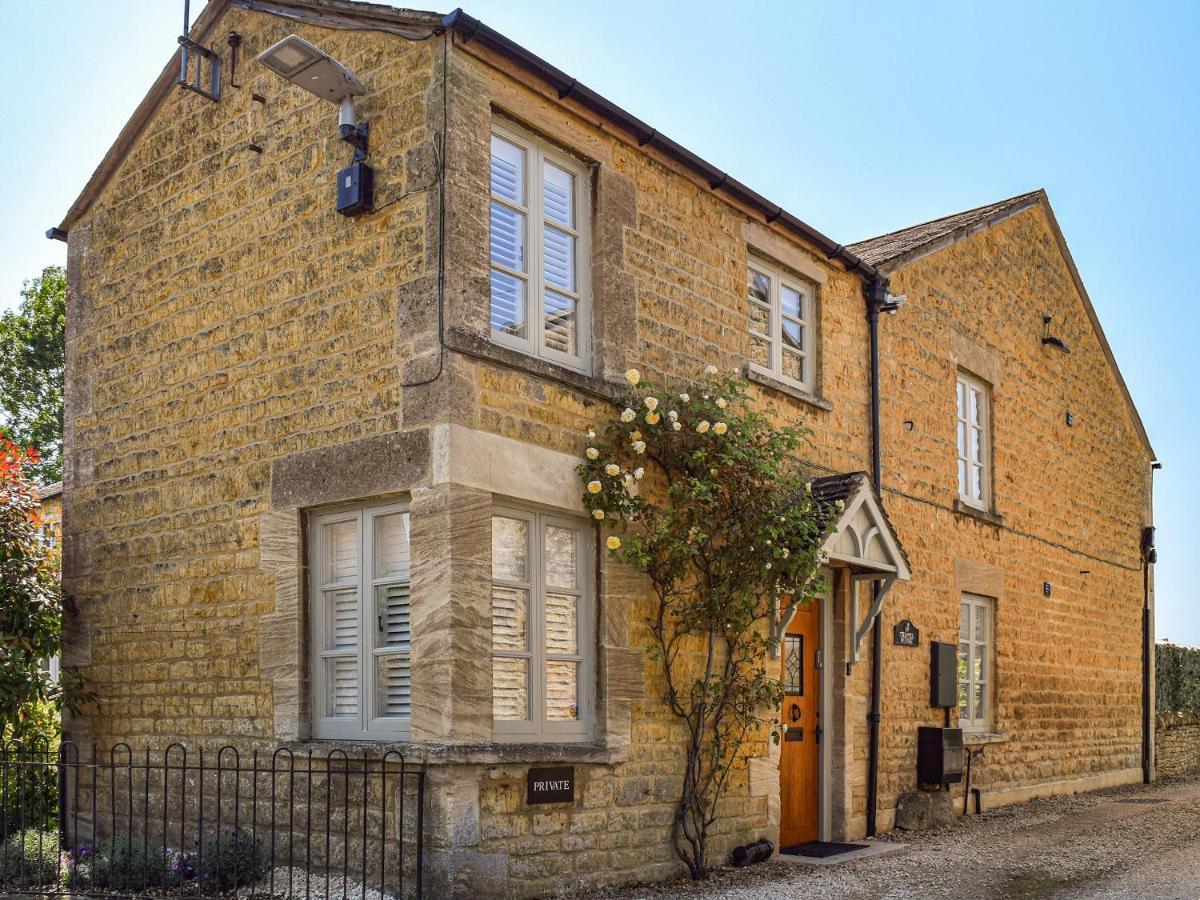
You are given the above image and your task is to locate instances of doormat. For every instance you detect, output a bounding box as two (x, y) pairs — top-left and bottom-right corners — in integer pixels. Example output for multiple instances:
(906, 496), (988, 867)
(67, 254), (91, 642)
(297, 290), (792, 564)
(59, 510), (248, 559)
(780, 841), (870, 859)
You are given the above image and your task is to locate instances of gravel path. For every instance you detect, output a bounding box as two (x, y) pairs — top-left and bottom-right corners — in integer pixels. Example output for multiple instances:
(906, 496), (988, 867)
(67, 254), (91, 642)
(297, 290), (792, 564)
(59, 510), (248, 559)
(575, 774), (1200, 899)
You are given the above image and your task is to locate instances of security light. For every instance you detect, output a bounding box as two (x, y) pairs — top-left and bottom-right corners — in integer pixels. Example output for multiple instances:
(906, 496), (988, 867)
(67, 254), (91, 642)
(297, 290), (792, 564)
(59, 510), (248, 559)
(257, 35), (374, 216)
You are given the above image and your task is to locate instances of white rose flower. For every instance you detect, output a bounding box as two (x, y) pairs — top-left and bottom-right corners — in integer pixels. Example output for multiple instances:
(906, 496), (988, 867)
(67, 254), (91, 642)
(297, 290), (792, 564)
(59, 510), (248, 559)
(606, 536), (622, 550)
(765, 562), (772, 570)
(704, 364), (718, 376)
(620, 408), (636, 423)
(696, 421), (711, 434)
(668, 410), (678, 421)
(835, 499), (845, 511)
(624, 368), (641, 386)
(679, 393), (690, 402)
(781, 548), (790, 559)
(634, 467), (645, 480)
(587, 480), (603, 494)
(644, 396), (659, 411)
(713, 422), (728, 435)
(716, 397), (728, 409)
(632, 440), (646, 454)
(587, 430), (596, 439)
(605, 464), (620, 476)
(586, 447), (599, 460)
(646, 411), (660, 425)
(805, 482), (813, 493)
(672, 421), (682, 431)
(593, 509), (605, 520)
(630, 430), (642, 441)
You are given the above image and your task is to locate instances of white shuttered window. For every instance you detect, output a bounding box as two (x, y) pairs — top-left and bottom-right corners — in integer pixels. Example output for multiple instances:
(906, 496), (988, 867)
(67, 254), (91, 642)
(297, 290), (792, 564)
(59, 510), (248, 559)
(310, 502), (411, 741)
(489, 123), (591, 372)
(491, 508), (593, 740)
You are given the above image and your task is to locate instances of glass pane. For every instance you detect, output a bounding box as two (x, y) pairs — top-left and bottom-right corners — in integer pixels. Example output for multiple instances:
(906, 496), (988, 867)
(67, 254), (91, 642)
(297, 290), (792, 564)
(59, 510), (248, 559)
(545, 592), (578, 655)
(544, 525), (577, 589)
(490, 135), (524, 205)
(327, 656), (358, 717)
(783, 634), (803, 695)
(974, 607), (987, 643)
(492, 515), (529, 582)
(374, 512), (411, 578)
(957, 459), (968, 496)
(748, 268), (770, 305)
(490, 270), (526, 338)
(972, 464), (983, 501)
(782, 319), (803, 352)
(957, 422), (966, 457)
(956, 380), (965, 419)
(973, 683), (985, 721)
(780, 284), (803, 321)
(960, 603), (970, 639)
(543, 290), (577, 355)
(957, 642), (968, 681)
(969, 386), (980, 425)
(325, 519), (358, 583)
(958, 682), (968, 716)
(970, 427), (982, 465)
(492, 657), (529, 721)
(973, 649), (985, 682)
(376, 654), (410, 718)
(542, 161), (574, 227)
(749, 298), (770, 335)
(546, 661), (579, 720)
(490, 202), (526, 271)
(751, 334), (770, 368)
(491, 585), (529, 652)
(376, 583), (411, 650)
(326, 589), (358, 650)
(543, 224), (575, 291)
(783, 348), (805, 384)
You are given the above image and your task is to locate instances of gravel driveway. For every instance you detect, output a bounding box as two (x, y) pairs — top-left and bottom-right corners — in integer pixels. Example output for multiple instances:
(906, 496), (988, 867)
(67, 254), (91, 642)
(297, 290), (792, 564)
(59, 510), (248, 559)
(577, 774), (1200, 899)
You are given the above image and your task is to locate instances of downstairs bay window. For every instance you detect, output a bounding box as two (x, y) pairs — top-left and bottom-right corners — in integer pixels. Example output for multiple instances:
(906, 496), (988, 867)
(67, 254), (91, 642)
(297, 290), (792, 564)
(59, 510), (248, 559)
(491, 508), (594, 741)
(309, 502), (411, 741)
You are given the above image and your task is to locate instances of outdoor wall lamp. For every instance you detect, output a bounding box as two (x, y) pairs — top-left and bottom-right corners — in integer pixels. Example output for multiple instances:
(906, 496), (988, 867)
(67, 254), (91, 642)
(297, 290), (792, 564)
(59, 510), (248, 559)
(1041, 315), (1070, 353)
(256, 35), (373, 215)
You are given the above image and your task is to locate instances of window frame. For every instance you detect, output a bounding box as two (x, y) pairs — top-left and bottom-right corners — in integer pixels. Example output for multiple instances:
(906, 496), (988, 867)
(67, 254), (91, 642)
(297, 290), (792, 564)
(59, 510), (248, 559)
(308, 500), (412, 742)
(746, 256), (817, 394)
(489, 122), (593, 374)
(956, 371), (992, 510)
(958, 594), (994, 734)
(491, 505), (595, 742)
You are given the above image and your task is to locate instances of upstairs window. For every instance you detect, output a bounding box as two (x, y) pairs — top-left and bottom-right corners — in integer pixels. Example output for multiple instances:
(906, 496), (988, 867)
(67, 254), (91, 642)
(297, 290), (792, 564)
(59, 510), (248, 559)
(491, 508), (593, 741)
(489, 125), (590, 372)
(309, 502), (411, 741)
(747, 258), (816, 393)
(956, 372), (991, 508)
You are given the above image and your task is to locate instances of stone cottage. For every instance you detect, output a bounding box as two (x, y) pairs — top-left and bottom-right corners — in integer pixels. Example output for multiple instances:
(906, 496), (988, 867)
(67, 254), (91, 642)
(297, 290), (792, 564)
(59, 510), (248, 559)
(52, 0), (1157, 895)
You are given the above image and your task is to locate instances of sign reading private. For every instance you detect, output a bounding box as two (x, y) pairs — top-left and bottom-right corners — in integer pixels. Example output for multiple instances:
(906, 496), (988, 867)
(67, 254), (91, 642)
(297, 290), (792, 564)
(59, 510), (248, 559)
(894, 619), (920, 646)
(527, 766), (575, 805)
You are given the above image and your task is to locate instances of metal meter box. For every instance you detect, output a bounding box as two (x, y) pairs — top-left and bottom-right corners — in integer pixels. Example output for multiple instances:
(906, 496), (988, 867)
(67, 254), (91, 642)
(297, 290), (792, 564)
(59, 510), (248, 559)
(930, 640), (957, 708)
(336, 161), (373, 216)
(917, 726), (965, 786)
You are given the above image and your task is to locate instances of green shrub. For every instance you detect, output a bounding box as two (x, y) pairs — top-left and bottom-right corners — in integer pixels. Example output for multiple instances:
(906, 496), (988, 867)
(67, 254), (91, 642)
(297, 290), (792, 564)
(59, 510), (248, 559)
(0, 827), (61, 887)
(0, 702), (60, 840)
(68, 832), (188, 892)
(1157, 643), (1200, 714)
(197, 827), (265, 890)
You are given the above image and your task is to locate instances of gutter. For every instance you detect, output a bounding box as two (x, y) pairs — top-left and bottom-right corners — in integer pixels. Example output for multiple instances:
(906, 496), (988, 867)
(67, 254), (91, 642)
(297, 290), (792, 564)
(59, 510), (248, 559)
(441, 8), (879, 281)
(864, 274), (889, 836)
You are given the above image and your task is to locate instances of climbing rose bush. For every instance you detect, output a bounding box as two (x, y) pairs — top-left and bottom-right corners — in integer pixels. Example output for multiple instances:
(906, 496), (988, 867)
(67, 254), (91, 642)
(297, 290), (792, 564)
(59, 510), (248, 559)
(577, 366), (833, 879)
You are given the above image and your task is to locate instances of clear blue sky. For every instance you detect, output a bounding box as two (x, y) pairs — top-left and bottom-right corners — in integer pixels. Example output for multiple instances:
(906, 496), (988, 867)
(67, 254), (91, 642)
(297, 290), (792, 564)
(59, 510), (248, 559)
(3, 2), (1195, 643)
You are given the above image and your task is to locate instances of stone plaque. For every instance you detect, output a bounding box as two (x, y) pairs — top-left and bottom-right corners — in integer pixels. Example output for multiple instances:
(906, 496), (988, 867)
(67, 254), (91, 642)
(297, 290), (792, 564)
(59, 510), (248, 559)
(894, 619), (919, 646)
(528, 766), (575, 805)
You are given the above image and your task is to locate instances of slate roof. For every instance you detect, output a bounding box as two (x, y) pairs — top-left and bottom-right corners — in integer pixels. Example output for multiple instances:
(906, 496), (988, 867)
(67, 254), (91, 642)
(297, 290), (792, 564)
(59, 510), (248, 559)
(36, 481), (63, 501)
(807, 471), (911, 573)
(847, 190), (1043, 267)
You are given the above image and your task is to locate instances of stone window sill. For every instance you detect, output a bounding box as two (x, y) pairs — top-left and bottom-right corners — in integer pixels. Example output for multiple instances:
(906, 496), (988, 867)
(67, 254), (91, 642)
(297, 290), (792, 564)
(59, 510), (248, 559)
(963, 731), (1010, 746)
(280, 738), (628, 767)
(744, 364), (833, 412)
(953, 499), (1006, 528)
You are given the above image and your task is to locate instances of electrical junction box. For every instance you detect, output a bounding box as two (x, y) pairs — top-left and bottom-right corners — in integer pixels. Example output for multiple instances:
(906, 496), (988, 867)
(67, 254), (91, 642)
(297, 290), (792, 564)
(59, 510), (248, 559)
(930, 641), (957, 708)
(336, 161), (373, 216)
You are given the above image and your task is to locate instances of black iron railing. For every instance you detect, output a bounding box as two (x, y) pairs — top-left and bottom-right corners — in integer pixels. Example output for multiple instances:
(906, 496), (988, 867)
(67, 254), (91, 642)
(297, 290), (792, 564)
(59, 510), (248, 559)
(0, 741), (424, 898)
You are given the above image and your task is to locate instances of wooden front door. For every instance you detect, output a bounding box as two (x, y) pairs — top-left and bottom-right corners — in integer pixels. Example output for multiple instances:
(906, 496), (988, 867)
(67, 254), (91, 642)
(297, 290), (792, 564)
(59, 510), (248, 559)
(779, 601), (821, 847)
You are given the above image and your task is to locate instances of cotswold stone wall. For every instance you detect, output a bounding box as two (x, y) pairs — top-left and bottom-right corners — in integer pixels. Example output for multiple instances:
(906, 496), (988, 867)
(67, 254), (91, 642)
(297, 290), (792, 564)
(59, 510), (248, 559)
(876, 207), (1153, 823)
(1155, 714), (1200, 777)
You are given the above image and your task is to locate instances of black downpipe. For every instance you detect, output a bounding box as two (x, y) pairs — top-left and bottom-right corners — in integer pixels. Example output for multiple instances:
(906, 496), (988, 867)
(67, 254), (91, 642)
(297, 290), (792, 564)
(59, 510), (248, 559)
(865, 275), (889, 836)
(1142, 520), (1156, 784)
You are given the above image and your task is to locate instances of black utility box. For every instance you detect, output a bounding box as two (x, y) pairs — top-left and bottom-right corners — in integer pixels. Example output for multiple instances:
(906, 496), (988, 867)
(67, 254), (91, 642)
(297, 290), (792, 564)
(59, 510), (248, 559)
(930, 640), (957, 708)
(336, 161), (374, 216)
(917, 726), (965, 786)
